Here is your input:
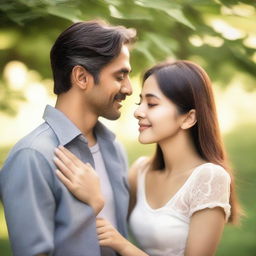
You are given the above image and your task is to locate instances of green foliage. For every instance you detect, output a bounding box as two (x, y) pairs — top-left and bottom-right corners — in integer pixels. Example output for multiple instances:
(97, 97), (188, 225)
(0, 207), (12, 256)
(0, 0), (256, 115)
(0, 146), (12, 255)
(0, 146), (11, 167)
(217, 124), (256, 255)
(0, 240), (11, 256)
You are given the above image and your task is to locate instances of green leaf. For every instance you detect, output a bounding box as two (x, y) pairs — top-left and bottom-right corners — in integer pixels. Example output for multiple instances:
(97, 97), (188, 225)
(145, 32), (176, 55)
(135, 0), (195, 29)
(46, 4), (82, 22)
(165, 8), (195, 30)
(108, 4), (153, 20)
(134, 41), (156, 63)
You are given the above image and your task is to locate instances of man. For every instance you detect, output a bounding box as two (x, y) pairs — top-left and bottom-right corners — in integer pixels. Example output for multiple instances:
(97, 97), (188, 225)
(0, 20), (136, 256)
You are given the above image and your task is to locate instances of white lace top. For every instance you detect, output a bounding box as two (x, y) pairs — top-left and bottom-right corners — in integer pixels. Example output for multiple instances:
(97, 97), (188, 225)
(129, 163), (231, 256)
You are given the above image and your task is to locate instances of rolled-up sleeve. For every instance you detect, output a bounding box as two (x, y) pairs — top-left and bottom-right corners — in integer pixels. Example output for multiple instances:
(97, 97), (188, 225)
(0, 148), (55, 256)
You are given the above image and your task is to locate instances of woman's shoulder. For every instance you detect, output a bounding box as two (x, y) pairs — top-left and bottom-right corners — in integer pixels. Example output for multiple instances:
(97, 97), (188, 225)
(129, 156), (150, 177)
(193, 162), (231, 184)
(188, 162), (232, 220)
(131, 156), (150, 168)
(128, 157), (150, 185)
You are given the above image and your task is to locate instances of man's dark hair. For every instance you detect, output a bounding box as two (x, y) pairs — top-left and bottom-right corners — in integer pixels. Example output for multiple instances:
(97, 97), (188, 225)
(50, 20), (136, 94)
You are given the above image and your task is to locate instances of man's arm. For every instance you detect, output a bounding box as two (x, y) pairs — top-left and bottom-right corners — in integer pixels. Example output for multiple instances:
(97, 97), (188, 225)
(0, 148), (55, 255)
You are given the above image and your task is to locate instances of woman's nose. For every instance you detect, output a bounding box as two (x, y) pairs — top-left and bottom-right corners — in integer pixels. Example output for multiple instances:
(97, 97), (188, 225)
(134, 107), (146, 119)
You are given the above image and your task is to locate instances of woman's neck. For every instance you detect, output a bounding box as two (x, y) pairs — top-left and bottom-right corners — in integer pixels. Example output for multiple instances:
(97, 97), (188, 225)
(159, 131), (205, 176)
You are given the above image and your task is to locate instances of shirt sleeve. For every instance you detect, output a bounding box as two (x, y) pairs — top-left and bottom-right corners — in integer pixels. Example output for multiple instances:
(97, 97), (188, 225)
(0, 148), (55, 255)
(188, 164), (231, 222)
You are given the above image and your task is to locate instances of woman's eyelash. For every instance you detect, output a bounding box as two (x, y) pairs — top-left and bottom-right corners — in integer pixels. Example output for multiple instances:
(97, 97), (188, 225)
(148, 103), (157, 107)
(135, 102), (157, 107)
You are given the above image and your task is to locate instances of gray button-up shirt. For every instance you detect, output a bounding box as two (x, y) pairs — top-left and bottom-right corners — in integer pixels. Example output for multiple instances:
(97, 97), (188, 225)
(0, 105), (129, 256)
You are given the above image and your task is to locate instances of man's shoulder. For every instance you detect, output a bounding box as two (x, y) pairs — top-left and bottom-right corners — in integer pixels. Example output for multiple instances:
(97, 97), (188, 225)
(8, 122), (58, 159)
(0, 122), (58, 185)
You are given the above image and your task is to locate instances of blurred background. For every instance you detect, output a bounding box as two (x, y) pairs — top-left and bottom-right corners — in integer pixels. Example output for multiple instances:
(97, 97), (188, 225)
(0, 0), (256, 255)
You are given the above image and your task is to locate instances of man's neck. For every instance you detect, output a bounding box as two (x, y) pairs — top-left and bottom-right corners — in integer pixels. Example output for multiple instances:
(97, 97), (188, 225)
(55, 95), (98, 144)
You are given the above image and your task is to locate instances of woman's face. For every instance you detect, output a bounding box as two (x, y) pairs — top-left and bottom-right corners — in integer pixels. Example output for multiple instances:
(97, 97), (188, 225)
(134, 74), (184, 144)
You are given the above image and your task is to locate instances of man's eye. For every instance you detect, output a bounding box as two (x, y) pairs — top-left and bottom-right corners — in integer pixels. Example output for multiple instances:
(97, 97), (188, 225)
(116, 76), (124, 81)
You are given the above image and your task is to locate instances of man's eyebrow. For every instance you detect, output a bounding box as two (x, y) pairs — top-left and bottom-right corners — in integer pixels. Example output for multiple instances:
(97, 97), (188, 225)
(114, 68), (132, 74)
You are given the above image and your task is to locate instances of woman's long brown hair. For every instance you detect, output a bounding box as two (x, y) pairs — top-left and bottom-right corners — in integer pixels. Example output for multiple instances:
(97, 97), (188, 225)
(143, 60), (242, 224)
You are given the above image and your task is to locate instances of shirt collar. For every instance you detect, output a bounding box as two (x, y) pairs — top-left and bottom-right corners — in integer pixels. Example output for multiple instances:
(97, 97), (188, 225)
(43, 105), (81, 145)
(43, 105), (116, 145)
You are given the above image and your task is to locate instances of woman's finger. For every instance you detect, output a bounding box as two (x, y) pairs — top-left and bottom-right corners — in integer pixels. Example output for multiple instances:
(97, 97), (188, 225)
(58, 146), (85, 168)
(54, 147), (77, 172)
(57, 146), (96, 175)
(96, 226), (109, 235)
(56, 169), (74, 190)
(96, 218), (108, 228)
(99, 238), (111, 246)
(54, 156), (74, 181)
(98, 232), (110, 241)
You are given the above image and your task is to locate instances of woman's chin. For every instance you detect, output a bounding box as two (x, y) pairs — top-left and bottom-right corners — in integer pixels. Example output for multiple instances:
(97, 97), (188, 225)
(138, 136), (154, 145)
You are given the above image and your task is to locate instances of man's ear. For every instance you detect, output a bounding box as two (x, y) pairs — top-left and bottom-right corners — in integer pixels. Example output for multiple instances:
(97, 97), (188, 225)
(71, 65), (92, 90)
(181, 109), (197, 130)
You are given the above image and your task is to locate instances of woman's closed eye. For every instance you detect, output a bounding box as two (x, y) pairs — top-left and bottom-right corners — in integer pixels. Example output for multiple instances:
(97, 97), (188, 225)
(135, 101), (157, 107)
(147, 103), (157, 107)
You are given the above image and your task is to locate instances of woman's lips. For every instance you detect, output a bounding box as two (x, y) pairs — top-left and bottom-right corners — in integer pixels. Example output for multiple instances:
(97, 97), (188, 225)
(139, 124), (151, 132)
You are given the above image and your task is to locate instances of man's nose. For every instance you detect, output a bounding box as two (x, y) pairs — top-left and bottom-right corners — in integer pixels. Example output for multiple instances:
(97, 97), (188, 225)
(121, 77), (132, 96)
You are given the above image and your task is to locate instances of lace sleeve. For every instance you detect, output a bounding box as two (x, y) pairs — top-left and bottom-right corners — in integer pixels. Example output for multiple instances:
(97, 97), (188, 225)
(188, 164), (231, 222)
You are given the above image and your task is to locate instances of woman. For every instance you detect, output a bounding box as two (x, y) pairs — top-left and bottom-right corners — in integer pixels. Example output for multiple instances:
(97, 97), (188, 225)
(54, 60), (241, 256)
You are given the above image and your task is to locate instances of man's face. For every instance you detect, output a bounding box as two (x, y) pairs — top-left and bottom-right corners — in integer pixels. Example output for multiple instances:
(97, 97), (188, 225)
(86, 45), (132, 120)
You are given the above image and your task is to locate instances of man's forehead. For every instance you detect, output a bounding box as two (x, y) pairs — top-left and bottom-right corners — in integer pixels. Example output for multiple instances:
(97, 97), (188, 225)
(121, 44), (130, 55)
(109, 60), (131, 74)
(118, 45), (130, 62)
(102, 45), (131, 73)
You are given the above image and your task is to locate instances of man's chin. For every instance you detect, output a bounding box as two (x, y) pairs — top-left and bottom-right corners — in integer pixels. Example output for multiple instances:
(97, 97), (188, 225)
(102, 111), (121, 120)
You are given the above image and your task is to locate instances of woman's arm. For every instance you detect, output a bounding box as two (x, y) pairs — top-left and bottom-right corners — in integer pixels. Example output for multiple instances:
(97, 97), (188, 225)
(96, 218), (148, 256)
(185, 207), (225, 256)
(54, 146), (104, 215)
